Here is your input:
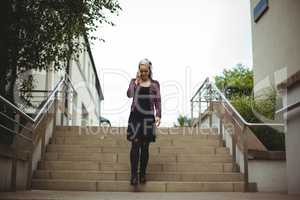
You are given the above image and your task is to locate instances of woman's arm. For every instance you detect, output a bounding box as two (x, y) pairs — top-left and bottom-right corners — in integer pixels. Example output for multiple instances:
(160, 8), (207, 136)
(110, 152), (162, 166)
(127, 79), (137, 98)
(127, 72), (141, 98)
(154, 81), (161, 118)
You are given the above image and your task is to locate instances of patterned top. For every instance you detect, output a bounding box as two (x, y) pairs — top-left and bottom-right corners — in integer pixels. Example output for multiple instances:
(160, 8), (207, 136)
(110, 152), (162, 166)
(127, 78), (161, 118)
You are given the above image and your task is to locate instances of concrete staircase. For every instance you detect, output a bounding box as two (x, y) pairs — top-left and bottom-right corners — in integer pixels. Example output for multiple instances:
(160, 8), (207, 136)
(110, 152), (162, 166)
(32, 126), (245, 192)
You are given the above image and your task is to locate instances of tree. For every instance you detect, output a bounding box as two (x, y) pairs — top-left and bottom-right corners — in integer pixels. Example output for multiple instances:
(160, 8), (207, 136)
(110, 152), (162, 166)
(0, 0), (121, 144)
(0, 0), (121, 104)
(214, 64), (253, 99)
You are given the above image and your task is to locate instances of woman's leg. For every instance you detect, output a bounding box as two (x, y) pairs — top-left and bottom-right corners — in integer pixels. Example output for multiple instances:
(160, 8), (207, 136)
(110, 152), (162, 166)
(139, 141), (149, 183)
(130, 139), (140, 185)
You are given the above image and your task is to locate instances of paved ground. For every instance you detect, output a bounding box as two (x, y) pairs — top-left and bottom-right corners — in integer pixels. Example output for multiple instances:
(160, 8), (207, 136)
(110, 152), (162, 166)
(0, 191), (299, 200)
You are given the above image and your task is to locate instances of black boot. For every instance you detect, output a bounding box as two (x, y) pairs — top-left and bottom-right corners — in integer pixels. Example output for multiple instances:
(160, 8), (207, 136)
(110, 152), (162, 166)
(130, 141), (140, 186)
(130, 175), (138, 186)
(139, 173), (146, 184)
(139, 142), (149, 184)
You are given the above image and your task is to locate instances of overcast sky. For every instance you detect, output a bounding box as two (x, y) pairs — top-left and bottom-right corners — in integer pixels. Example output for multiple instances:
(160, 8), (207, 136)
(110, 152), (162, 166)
(92, 0), (253, 127)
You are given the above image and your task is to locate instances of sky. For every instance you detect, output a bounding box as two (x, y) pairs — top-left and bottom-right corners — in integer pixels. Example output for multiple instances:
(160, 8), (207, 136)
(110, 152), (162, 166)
(92, 0), (253, 127)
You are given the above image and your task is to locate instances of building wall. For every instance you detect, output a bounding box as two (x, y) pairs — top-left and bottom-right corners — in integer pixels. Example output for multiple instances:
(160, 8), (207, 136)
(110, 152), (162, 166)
(249, 160), (287, 192)
(70, 50), (101, 126)
(201, 111), (287, 192)
(68, 37), (101, 126)
(283, 83), (300, 194)
(250, 0), (300, 194)
(0, 157), (30, 191)
(223, 117), (287, 192)
(250, 0), (300, 92)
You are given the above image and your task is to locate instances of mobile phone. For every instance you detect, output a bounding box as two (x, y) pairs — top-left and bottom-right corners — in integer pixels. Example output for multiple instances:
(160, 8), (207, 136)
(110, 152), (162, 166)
(136, 71), (141, 79)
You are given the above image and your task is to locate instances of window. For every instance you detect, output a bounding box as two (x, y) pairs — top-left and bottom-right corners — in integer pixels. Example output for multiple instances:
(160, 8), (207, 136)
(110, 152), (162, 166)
(81, 103), (89, 126)
(88, 61), (91, 83)
(254, 0), (269, 23)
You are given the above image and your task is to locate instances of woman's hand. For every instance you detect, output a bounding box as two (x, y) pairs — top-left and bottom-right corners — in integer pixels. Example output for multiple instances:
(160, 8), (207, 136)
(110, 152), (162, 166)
(135, 71), (141, 85)
(155, 116), (161, 127)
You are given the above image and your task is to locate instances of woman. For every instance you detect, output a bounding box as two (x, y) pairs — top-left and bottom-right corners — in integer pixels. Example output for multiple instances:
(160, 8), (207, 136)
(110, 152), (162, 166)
(126, 58), (161, 186)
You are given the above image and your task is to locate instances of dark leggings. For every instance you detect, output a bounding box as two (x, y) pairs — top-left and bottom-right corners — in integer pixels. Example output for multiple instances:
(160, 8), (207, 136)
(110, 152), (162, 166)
(130, 140), (150, 178)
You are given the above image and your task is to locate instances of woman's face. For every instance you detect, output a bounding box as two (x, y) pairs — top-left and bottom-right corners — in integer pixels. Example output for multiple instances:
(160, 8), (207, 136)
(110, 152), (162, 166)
(139, 64), (150, 81)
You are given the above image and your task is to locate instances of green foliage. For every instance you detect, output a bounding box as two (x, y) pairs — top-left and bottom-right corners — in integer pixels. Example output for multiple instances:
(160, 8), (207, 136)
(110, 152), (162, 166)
(12, 0), (121, 72)
(254, 87), (277, 120)
(176, 114), (192, 127)
(214, 64), (284, 150)
(0, 0), (121, 144)
(19, 74), (36, 109)
(251, 126), (285, 151)
(230, 95), (257, 122)
(214, 64), (253, 99)
(1, 0), (122, 102)
(231, 91), (285, 151)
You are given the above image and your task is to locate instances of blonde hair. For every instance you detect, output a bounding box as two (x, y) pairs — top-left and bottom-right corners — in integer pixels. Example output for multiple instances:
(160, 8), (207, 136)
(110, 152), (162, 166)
(138, 58), (152, 79)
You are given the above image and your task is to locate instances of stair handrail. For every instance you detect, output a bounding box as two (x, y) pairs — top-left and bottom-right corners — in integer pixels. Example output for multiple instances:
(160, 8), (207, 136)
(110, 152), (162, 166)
(190, 77), (209, 102)
(33, 77), (65, 128)
(210, 80), (284, 127)
(0, 77), (65, 128)
(190, 77), (285, 192)
(190, 77), (284, 127)
(276, 100), (300, 114)
(0, 75), (76, 191)
(0, 77), (67, 146)
(0, 95), (35, 123)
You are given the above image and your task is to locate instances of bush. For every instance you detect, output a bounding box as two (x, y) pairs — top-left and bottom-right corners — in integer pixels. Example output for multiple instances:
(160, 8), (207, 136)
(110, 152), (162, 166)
(251, 126), (285, 151)
(231, 95), (257, 123)
(176, 114), (192, 127)
(231, 94), (285, 151)
(214, 65), (284, 151)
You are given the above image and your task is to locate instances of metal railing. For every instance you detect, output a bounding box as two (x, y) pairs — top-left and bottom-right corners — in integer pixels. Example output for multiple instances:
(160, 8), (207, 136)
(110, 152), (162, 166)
(0, 75), (76, 191)
(190, 77), (285, 192)
(276, 100), (300, 114)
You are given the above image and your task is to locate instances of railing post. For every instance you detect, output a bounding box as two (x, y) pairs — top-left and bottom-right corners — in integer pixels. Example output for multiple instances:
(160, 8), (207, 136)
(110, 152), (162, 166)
(11, 113), (20, 192)
(191, 101), (193, 121)
(72, 91), (78, 126)
(41, 125), (46, 159)
(53, 92), (58, 131)
(219, 114), (223, 139)
(209, 111), (213, 128)
(242, 125), (249, 192)
(231, 123), (237, 172)
(198, 93), (202, 128)
(26, 140), (33, 190)
(208, 83), (213, 129)
(64, 79), (69, 126)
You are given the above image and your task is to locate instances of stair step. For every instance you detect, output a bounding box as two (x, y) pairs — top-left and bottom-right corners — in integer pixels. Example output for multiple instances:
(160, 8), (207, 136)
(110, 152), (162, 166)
(51, 135), (220, 141)
(32, 179), (244, 192)
(55, 126), (218, 136)
(43, 152), (232, 163)
(38, 161), (236, 172)
(32, 126), (245, 192)
(46, 145), (229, 154)
(50, 137), (221, 147)
(34, 170), (243, 182)
(54, 132), (220, 140)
